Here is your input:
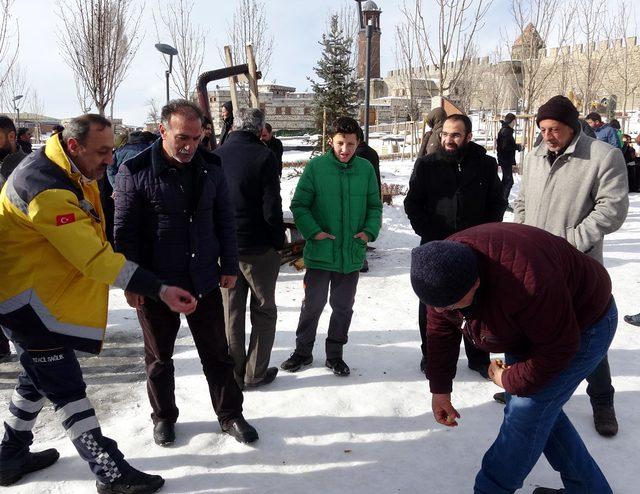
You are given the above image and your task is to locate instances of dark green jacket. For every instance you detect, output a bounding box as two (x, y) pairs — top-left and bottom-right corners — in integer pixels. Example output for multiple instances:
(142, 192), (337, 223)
(291, 151), (382, 273)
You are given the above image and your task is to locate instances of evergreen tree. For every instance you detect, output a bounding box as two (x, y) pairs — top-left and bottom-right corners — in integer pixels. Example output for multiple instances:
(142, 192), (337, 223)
(309, 15), (360, 132)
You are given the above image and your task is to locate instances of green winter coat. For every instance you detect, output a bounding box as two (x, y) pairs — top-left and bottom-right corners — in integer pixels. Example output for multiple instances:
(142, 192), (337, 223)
(291, 150), (382, 273)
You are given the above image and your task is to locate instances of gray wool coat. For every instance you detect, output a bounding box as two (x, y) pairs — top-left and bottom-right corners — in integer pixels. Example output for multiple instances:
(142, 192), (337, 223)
(513, 132), (629, 263)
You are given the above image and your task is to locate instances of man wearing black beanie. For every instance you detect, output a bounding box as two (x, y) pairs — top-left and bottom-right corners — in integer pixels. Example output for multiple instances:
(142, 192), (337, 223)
(513, 94), (628, 437)
(411, 222), (616, 494)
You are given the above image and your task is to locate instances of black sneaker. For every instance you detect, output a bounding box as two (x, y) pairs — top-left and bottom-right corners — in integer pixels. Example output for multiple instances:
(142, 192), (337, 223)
(245, 367), (278, 389)
(325, 358), (350, 376)
(96, 467), (164, 494)
(222, 416), (259, 444)
(532, 488), (564, 493)
(593, 404), (618, 437)
(493, 392), (506, 405)
(153, 421), (175, 446)
(281, 352), (312, 372)
(0, 448), (60, 486)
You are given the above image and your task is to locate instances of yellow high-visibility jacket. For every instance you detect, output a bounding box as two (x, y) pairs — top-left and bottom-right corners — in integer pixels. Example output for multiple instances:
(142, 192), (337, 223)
(0, 134), (143, 354)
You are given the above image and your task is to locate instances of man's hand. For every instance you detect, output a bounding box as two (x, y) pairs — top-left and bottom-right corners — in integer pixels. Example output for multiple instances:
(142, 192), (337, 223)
(488, 359), (509, 388)
(432, 393), (460, 427)
(314, 231), (336, 240)
(220, 275), (237, 289)
(159, 285), (197, 315)
(124, 291), (144, 309)
(353, 231), (370, 242)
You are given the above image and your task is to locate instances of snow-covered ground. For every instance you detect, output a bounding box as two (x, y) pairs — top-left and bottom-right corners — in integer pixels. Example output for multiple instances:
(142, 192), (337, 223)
(2, 155), (640, 493)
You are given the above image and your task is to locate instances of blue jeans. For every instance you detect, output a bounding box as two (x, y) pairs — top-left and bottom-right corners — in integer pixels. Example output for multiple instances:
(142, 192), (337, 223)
(474, 299), (617, 494)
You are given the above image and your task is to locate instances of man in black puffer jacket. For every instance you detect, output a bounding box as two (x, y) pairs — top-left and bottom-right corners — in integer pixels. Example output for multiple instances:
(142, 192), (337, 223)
(495, 113), (521, 209)
(404, 114), (506, 377)
(214, 108), (285, 390)
(114, 100), (258, 448)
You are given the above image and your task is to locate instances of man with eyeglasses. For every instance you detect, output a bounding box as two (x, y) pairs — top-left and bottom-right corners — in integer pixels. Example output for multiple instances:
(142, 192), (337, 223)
(404, 113), (506, 377)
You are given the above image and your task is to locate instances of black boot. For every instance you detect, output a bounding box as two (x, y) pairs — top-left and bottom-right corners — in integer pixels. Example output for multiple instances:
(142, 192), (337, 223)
(280, 352), (312, 372)
(532, 488), (564, 493)
(0, 448), (60, 486)
(493, 392), (506, 405)
(593, 404), (618, 437)
(153, 421), (175, 446)
(420, 356), (427, 375)
(325, 358), (350, 376)
(96, 467), (164, 494)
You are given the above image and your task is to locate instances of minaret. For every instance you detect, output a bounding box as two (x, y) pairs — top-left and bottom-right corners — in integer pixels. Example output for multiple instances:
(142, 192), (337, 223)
(357, 1), (381, 79)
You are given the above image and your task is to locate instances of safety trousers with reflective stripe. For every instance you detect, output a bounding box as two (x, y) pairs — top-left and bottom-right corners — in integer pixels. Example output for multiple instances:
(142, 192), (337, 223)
(0, 330), (129, 483)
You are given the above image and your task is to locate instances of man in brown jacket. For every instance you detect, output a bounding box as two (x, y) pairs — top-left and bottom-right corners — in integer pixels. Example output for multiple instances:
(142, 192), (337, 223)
(411, 222), (616, 494)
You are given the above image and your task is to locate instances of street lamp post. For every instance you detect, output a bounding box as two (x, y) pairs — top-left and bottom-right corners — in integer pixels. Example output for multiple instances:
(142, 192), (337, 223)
(355, 0), (373, 143)
(155, 43), (178, 104)
(13, 94), (23, 128)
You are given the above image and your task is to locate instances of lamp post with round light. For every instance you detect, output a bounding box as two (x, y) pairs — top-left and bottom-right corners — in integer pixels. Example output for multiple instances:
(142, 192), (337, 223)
(13, 94), (23, 128)
(155, 43), (178, 104)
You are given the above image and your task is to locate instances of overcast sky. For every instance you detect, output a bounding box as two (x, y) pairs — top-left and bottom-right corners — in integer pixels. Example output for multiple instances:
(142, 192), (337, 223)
(10, 0), (631, 126)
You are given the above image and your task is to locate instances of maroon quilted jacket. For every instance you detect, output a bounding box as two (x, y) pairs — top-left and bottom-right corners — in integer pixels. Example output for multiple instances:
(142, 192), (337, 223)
(426, 223), (612, 396)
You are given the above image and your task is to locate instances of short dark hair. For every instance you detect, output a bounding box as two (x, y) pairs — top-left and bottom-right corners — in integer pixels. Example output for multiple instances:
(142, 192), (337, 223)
(0, 116), (16, 135)
(160, 99), (204, 127)
(264, 122), (273, 133)
(444, 114), (472, 134)
(330, 116), (360, 137)
(62, 114), (112, 145)
(17, 127), (30, 138)
(586, 112), (602, 122)
(202, 115), (212, 127)
(52, 124), (65, 134)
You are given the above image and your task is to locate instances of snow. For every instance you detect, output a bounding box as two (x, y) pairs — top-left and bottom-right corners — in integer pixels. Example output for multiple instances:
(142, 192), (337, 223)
(2, 155), (640, 493)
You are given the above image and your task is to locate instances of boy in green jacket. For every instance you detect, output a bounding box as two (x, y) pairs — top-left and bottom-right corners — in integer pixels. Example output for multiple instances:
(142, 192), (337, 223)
(281, 117), (382, 376)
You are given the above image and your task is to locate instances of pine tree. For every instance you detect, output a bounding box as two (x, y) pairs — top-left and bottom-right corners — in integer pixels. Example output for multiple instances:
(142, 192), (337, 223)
(309, 15), (360, 132)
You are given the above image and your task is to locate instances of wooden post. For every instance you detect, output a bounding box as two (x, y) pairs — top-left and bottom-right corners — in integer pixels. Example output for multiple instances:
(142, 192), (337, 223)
(322, 107), (327, 154)
(224, 46), (240, 114)
(245, 44), (260, 108)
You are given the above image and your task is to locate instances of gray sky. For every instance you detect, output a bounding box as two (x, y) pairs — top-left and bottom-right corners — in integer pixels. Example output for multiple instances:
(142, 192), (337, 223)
(13, 0), (527, 126)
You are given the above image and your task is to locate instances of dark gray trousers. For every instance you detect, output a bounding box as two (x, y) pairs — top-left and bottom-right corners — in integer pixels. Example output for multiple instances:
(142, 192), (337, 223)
(222, 248), (281, 387)
(294, 268), (359, 360)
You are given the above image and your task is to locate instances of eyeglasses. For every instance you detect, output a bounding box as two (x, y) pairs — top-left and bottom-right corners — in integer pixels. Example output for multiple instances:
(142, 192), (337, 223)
(440, 131), (464, 140)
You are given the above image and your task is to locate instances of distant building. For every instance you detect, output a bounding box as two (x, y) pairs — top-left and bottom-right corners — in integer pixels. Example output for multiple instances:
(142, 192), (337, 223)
(206, 83), (315, 134)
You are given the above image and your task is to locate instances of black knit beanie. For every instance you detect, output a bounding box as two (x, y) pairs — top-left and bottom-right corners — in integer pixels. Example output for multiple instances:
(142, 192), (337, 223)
(536, 95), (580, 134)
(410, 241), (478, 308)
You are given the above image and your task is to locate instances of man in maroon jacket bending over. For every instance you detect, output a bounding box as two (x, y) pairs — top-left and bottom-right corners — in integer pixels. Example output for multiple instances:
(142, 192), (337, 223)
(410, 223), (616, 494)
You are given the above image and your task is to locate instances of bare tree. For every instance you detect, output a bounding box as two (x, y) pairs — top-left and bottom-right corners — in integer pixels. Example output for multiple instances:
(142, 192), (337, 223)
(336, 0), (359, 71)
(452, 45), (481, 112)
(507, 0), (571, 113)
(400, 0), (493, 99)
(568, 0), (612, 113)
(609, 0), (640, 119)
(394, 21), (419, 121)
(153, 0), (206, 100)
(225, 0), (274, 78)
(57, 0), (143, 116)
(74, 71), (93, 114)
(480, 46), (510, 116)
(0, 61), (29, 117)
(0, 0), (19, 100)
(147, 98), (161, 128)
(28, 89), (45, 143)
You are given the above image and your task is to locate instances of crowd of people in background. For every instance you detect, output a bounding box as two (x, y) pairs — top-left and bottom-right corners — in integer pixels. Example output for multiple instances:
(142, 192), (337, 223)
(0, 91), (638, 493)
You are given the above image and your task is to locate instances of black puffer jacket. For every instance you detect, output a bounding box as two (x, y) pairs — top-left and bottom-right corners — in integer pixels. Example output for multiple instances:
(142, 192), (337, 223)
(404, 141), (506, 243)
(496, 121), (521, 166)
(213, 130), (285, 254)
(114, 139), (238, 297)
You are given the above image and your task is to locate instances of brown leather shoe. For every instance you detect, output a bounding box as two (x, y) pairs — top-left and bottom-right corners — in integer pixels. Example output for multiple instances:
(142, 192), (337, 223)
(593, 405), (618, 437)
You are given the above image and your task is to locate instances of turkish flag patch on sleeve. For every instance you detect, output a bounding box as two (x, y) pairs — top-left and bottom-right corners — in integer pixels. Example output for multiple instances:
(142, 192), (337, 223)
(56, 213), (76, 226)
